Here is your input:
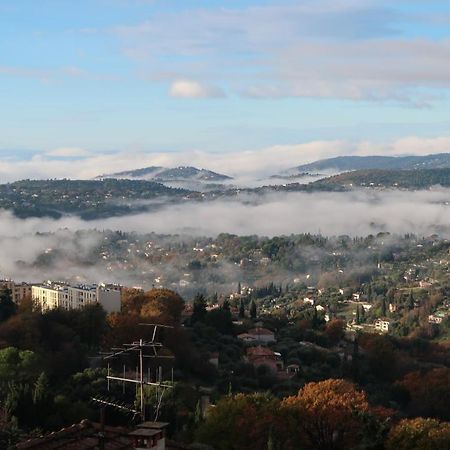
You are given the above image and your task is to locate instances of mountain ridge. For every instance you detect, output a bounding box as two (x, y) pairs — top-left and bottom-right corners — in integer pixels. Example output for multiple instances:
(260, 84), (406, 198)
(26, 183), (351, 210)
(97, 165), (233, 182)
(288, 153), (450, 173)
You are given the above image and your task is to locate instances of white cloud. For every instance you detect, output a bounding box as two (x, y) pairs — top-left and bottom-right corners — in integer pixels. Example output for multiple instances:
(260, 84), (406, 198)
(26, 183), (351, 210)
(169, 79), (225, 98)
(113, 1), (450, 104)
(1, 135), (450, 183)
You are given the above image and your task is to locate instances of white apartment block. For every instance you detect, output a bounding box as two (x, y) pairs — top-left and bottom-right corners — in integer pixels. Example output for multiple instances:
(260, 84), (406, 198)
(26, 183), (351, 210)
(32, 282), (121, 313)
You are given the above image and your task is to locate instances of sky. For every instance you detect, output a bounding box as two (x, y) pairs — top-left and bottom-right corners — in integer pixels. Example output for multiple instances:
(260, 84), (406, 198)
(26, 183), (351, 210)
(1, 0), (450, 179)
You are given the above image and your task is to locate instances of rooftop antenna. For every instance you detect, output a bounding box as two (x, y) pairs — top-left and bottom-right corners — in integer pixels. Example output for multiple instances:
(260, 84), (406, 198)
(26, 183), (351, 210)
(92, 323), (174, 422)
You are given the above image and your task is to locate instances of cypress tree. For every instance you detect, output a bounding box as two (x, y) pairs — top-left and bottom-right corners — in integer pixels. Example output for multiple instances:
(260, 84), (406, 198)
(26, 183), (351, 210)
(381, 297), (387, 317)
(250, 299), (257, 319)
(239, 298), (245, 318)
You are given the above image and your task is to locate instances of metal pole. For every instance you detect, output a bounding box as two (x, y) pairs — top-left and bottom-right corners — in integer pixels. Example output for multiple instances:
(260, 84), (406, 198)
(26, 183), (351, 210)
(140, 339), (145, 421)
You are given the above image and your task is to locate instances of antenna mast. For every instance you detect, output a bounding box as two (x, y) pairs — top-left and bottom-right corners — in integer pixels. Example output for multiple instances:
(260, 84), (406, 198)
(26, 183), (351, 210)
(93, 323), (174, 422)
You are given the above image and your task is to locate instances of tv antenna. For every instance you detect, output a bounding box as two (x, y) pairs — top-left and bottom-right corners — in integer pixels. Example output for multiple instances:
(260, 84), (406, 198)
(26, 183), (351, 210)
(92, 323), (175, 422)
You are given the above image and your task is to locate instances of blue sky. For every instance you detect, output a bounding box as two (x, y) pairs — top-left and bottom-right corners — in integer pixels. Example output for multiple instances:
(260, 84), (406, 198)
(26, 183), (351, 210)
(1, 0), (450, 171)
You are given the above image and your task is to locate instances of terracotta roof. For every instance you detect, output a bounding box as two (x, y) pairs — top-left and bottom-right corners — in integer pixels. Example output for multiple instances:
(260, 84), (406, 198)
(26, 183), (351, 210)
(248, 327), (274, 336)
(16, 420), (133, 450)
(246, 346), (275, 357)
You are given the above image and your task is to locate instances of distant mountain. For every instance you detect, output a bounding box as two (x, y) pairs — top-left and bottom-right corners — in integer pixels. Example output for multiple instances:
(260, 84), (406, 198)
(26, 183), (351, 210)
(314, 168), (450, 189)
(98, 166), (233, 182)
(288, 153), (450, 173)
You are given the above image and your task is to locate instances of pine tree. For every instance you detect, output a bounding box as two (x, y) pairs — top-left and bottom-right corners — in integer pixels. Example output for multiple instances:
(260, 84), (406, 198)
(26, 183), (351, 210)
(33, 372), (50, 405)
(250, 299), (257, 319)
(191, 293), (207, 324)
(0, 288), (16, 322)
(222, 299), (231, 312)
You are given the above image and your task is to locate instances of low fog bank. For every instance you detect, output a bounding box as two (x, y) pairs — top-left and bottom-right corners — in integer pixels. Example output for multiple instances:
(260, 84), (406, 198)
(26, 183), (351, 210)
(0, 188), (449, 284)
(1, 189), (449, 238)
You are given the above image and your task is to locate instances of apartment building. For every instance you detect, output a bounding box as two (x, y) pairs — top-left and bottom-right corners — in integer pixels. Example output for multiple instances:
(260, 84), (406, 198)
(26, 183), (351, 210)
(32, 282), (121, 313)
(0, 280), (33, 303)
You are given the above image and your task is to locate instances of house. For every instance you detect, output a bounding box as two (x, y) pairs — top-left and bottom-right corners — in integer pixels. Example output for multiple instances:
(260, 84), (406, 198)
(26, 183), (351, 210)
(247, 327), (276, 343)
(429, 314), (444, 324)
(245, 346), (283, 373)
(285, 363), (300, 375)
(16, 420), (173, 450)
(374, 318), (391, 333)
(303, 297), (315, 305)
(237, 333), (258, 343)
(428, 311), (447, 324)
(208, 352), (219, 368)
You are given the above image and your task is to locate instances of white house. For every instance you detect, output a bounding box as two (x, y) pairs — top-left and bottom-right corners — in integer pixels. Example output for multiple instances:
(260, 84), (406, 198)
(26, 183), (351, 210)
(374, 318), (391, 333)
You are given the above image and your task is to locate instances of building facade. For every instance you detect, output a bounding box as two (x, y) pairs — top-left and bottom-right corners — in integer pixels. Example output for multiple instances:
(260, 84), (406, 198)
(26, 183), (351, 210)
(32, 282), (121, 313)
(0, 280), (33, 303)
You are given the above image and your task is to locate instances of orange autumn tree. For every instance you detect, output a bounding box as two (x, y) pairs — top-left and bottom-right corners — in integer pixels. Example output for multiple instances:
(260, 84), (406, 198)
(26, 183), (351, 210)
(281, 379), (370, 450)
(386, 418), (450, 450)
(122, 288), (184, 324)
(105, 288), (185, 347)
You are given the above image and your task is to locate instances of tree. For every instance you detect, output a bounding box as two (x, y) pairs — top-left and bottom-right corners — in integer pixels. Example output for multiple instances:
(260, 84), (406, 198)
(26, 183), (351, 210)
(386, 418), (450, 450)
(196, 393), (280, 450)
(0, 288), (16, 322)
(398, 368), (450, 421)
(324, 319), (345, 345)
(191, 294), (207, 324)
(356, 306), (361, 325)
(281, 379), (370, 450)
(381, 298), (387, 317)
(250, 299), (257, 319)
(239, 299), (245, 318)
(140, 289), (185, 324)
(408, 290), (415, 310)
(222, 299), (230, 312)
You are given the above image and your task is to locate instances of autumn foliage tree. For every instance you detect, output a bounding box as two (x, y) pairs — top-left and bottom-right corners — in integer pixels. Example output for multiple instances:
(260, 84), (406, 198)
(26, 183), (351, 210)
(386, 418), (450, 450)
(121, 288), (184, 324)
(281, 379), (370, 450)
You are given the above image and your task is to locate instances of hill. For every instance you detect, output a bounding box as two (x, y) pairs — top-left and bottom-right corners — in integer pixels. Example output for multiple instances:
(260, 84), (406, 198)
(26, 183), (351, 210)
(288, 153), (450, 173)
(314, 168), (450, 189)
(98, 166), (232, 182)
(0, 179), (195, 220)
